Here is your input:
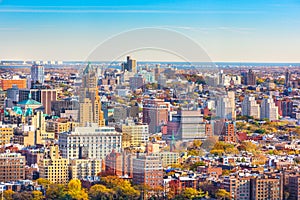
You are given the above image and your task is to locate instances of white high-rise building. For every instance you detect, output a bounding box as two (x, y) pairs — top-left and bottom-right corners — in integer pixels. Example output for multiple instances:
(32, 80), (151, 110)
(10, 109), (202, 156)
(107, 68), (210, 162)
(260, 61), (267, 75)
(216, 91), (236, 120)
(242, 95), (260, 119)
(58, 124), (122, 160)
(260, 97), (278, 121)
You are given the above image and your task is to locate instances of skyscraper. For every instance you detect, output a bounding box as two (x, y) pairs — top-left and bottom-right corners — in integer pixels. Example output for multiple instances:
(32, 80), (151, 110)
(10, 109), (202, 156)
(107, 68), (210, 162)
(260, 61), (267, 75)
(244, 69), (256, 85)
(242, 95), (260, 119)
(285, 69), (291, 87)
(79, 63), (105, 126)
(216, 91), (236, 120)
(281, 99), (293, 117)
(122, 56), (137, 73)
(260, 96), (279, 121)
(31, 64), (44, 84)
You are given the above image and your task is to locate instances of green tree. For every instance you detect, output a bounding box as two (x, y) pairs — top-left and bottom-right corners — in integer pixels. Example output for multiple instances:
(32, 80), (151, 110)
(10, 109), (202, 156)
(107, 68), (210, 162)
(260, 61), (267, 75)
(67, 179), (89, 200)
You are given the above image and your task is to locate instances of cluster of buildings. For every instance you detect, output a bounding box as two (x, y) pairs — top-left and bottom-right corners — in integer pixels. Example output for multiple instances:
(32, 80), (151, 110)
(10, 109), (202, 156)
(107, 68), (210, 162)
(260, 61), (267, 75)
(0, 57), (300, 199)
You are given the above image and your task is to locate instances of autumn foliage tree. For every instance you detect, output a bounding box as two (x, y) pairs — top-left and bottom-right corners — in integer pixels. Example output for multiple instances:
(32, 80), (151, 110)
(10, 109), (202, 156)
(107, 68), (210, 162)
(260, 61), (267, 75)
(210, 141), (239, 156)
(67, 179), (89, 200)
(100, 176), (140, 199)
(89, 184), (115, 200)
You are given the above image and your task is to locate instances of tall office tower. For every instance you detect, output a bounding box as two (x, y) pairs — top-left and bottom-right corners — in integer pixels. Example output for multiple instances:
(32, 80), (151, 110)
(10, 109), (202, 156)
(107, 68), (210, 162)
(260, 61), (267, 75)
(121, 119), (149, 148)
(132, 155), (163, 188)
(142, 99), (170, 134)
(260, 97), (279, 121)
(79, 63), (104, 126)
(241, 95), (260, 119)
(216, 91), (236, 120)
(244, 69), (256, 85)
(285, 69), (291, 87)
(282, 99), (293, 118)
(122, 56), (137, 73)
(18, 89), (57, 114)
(31, 64), (44, 84)
(39, 145), (69, 184)
(59, 124), (122, 160)
(167, 110), (206, 140)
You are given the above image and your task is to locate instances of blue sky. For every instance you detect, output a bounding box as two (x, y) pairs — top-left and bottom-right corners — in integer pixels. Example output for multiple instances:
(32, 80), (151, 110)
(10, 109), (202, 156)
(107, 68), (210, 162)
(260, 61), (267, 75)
(0, 0), (300, 62)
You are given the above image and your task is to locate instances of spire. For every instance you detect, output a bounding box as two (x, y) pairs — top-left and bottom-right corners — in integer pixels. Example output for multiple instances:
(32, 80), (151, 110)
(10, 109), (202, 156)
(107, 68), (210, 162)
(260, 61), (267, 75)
(83, 62), (92, 75)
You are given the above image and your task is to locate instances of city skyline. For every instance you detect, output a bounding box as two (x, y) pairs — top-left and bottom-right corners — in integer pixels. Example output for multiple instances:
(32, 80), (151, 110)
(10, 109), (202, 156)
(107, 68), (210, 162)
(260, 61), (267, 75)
(0, 0), (300, 62)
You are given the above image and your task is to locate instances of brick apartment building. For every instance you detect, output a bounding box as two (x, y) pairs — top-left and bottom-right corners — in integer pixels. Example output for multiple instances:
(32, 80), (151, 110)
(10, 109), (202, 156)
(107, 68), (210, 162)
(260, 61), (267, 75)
(0, 152), (25, 182)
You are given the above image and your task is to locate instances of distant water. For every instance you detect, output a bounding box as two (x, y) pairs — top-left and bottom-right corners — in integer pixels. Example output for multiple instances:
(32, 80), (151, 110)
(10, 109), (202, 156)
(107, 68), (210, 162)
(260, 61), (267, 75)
(1, 62), (300, 69)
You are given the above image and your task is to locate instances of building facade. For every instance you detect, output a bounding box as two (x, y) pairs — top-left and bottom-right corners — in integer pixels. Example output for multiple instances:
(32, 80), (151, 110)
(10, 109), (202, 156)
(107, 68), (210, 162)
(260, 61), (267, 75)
(121, 120), (149, 148)
(132, 154), (163, 188)
(59, 124), (122, 160)
(0, 152), (25, 182)
(242, 95), (260, 119)
(69, 159), (102, 181)
(31, 64), (44, 84)
(260, 97), (279, 121)
(143, 99), (170, 134)
(39, 145), (69, 184)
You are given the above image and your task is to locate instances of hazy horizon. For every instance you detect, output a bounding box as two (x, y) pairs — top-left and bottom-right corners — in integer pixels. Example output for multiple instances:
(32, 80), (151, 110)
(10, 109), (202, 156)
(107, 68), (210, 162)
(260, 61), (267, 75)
(1, 0), (300, 62)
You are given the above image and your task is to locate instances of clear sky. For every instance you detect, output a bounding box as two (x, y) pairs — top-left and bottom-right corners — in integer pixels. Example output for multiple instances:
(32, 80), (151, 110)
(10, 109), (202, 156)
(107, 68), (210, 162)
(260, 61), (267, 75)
(0, 0), (300, 62)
